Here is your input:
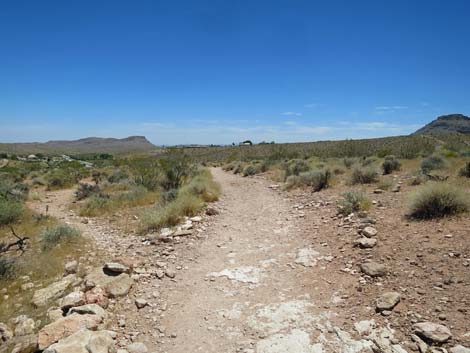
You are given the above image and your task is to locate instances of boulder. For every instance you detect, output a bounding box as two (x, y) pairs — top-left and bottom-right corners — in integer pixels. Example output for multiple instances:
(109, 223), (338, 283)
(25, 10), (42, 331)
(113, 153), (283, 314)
(413, 322), (452, 343)
(43, 329), (115, 353)
(361, 226), (378, 238)
(38, 314), (102, 350)
(32, 275), (81, 307)
(68, 304), (107, 320)
(360, 262), (387, 277)
(104, 274), (133, 298)
(376, 292), (401, 311)
(47, 308), (64, 322)
(59, 291), (85, 311)
(103, 262), (130, 275)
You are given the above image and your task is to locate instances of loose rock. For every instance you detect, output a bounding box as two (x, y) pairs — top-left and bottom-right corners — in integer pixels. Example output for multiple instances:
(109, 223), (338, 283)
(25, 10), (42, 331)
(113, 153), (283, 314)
(376, 292), (401, 311)
(413, 322), (452, 343)
(360, 262), (387, 277)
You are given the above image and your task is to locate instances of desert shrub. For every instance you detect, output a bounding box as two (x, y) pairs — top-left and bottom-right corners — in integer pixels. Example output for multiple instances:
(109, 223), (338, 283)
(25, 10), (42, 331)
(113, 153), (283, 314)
(408, 183), (469, 219)
(46, 170), (76, 190)
(130, 159), (161, 191)
(459, 162), (470, 178)
(361, 157), (376, 166)
(284, 175), (302, 190)
(75, 183), (100, 200)
(409, 174), (426, 186)
(222, 162), (237, 171)
(382, 156), (401, 175)
(159, 155), (195, 191)
(0, 198), (23, 225)
(31, 177), (46, 186)
(285, 159), (310, 177)
(300, 170), (332, 192)
(233, 163), (243, 174)
(162, 189), (179, 203)
(337, 191), (371, 216)
(0, 258), (16, 280)
(108, 169), (129, 183)
(333, 168), (345, 175)
(79, 194), (111, 216)
(41, 224), (81, 251)
(421, 155), (446, 174)
(343, 158), (355, 168)
(243, 164), (261, 177)
(350, 167), (379, 184)
(0, 181), (29, 202)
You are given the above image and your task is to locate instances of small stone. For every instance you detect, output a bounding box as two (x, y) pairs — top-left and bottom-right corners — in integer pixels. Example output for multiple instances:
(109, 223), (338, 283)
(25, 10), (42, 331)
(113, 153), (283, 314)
(103, 262), (130, 274)
(127, 342), (148, 353)
(206, 207), (219, 216)
(413, 322), (452, 343)
(190, 216), (202, 222)
(360, 262), (387, 277)
(165, 269), (176, 278)
(59, 291), (85, 311)
(65, 261), (78, 274)
(376, 292), (401, 311)
(135, 298), (148, 309)
(361, 226), (378, 238)
(354, 237), (377, 249)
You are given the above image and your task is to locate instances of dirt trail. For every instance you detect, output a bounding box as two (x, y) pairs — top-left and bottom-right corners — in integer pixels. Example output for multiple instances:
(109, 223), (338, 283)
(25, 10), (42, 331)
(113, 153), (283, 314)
(28, 169), (408, 353)
(155, 169), (374, 353)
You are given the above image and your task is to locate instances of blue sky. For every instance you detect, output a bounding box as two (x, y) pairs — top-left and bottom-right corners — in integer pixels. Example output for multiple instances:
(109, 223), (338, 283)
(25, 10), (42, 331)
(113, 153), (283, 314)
(1, 0), (469, 145)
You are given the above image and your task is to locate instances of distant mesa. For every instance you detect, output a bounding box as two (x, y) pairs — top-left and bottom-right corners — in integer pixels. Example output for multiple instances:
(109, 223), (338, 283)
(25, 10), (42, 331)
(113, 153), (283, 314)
(413, 114), (470, 135)
(0, 136), (156, 154)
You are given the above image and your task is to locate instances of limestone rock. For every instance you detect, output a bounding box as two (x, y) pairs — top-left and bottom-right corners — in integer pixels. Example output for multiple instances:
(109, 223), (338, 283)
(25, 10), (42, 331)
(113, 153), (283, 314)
(38, 314), (102, 350)
(103, 262), (130, 275)
(361, 226), (378, 238)
(127, 342), (148, 353)
(360, 262), (387, 277)
(65, 261), (78, 274)
(43, 329), (114, 353)
(59, 291), (85, 311)
(413, 322), (452, 343)
(32, 275), (80, 307)
(68, 304), (108, 320)
(104, 274), (133, 298)
(85, 287), (109, 308)
(0, 322), (13, 343)
(354, 237), (377, 249)
(376, 292), (401, 311)
(9, 334), (38, 353)
(450, 346), (470, 353)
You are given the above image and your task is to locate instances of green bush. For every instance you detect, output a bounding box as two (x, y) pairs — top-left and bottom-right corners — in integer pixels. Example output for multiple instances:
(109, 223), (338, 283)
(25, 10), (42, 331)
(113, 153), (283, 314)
(382, 156), (401, 175)
(337, 191), (371, 216)
(180, 171), (221, 202)
(459, 162), (470, 178)
(108, 169), (129, 183)
(0, 258), (16, 280)
(421, 155), (446, 174)
(408, 183), (469, 219)
(350, 167), (379, 184)
(0, 198), (23, 225)
(41, 224), (81, 251)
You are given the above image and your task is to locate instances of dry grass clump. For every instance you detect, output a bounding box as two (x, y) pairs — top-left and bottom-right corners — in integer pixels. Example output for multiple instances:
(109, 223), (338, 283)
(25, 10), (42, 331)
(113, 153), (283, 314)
(337, 191), (371, 216)
(142, 169), (221, 231)
(408, 183), (469, 219)
(459, 162), (470, 178)
(41, 224), (81, 251)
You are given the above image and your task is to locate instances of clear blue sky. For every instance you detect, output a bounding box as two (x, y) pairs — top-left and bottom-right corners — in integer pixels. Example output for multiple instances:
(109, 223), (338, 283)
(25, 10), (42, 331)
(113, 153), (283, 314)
(1, 0), (469, 145)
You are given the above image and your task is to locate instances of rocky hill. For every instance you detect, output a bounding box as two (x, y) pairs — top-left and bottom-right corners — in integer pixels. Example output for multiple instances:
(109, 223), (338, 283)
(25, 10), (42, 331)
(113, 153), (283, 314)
(413, 114), (470, 135)
(0, 136), (156, 155)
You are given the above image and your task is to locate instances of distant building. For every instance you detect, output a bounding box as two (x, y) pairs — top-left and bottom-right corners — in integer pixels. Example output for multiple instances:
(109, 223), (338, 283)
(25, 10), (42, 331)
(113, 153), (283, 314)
(239, 140), (253, 146)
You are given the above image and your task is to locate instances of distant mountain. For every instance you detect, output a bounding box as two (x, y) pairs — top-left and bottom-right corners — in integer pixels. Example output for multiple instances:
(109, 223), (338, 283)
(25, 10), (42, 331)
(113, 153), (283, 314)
(0, 136), (157, 155)
(413, 114), (470, 135)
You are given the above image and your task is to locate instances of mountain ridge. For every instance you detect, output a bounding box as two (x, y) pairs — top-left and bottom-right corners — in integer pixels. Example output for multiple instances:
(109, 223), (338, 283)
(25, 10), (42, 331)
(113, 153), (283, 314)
(413, 114), (470, 135)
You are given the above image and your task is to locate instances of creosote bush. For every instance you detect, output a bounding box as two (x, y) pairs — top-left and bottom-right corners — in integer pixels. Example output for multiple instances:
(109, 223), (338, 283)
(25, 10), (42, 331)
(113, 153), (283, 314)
(41, 224), (81, 251)
(408, 183), (469, 219)
(337, 191), (371, 216)
(350, 167), (379, 184)
(421, 155), (446, 174)
(382, 156), (401, 175)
